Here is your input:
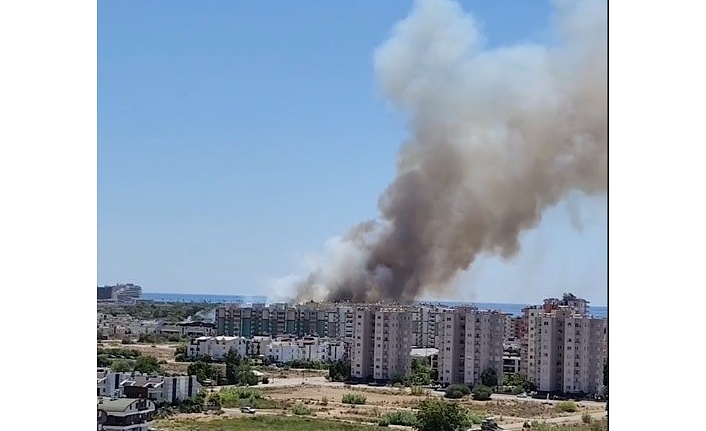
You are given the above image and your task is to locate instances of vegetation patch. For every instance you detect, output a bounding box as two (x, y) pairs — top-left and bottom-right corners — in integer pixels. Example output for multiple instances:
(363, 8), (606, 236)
(342, 393), (367, 405)
(554, 400), (578, 413)
(444, 384), (471, 399)
(154, 416), (379, 430)
(292, 403), (313, 415)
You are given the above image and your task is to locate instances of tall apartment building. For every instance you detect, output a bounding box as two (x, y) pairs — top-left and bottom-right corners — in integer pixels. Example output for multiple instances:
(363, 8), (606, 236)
(351, 306), (413, 382)
(524, 304), (606, 394)
(437, 307), (505, 386)
(412, 305), (448, 348)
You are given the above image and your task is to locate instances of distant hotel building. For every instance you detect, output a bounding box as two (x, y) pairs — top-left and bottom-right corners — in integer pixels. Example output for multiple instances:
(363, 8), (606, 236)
(437, 307), (505, 386)
(97, 283), (142, 302)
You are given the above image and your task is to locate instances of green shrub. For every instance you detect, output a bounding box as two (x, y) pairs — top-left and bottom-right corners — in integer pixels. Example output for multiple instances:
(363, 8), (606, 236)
(292, 403), (312, 415)
(383, 410), (417, 426)
(582, 412), (593, 423)
(467, 411), (483, 425)
(410, 386), (428, 396)
(218, 387), (262, 407)
(378, 417), (390, 426)
(320, 396), (328, 406)
(342, 393), (366, 405)
(555, 400), (578, 413)
(471, 385), (492, 401)
(444, 384), (471, 399)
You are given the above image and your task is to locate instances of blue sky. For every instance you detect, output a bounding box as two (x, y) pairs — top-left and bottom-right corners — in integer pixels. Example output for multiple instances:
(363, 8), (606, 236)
(98, 0), (606, 305)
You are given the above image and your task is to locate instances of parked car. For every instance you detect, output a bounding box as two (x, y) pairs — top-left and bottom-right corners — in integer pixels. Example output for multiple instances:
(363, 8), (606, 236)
(240, 407), (256, 414)
(517, 392), (528, 398)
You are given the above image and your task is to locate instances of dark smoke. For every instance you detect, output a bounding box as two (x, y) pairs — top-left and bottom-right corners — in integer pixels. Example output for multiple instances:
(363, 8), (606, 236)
(287, 0), (606, 303)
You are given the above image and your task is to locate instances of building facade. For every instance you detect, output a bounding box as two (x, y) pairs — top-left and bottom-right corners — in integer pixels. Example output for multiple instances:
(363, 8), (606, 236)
(97, 397), (155, 431)
(524, 304), (606, 395)
(437, 307), (505, 386)
(351, 306), (413, 382)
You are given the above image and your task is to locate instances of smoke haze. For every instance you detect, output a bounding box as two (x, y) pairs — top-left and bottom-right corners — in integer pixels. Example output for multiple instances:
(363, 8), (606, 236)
(289, 0), (607, 303)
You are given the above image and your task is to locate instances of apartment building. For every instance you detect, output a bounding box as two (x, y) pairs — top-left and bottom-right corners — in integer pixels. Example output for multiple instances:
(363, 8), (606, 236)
(188, 335), (272, 360)
(97, 396), (155, 431)
(267, 337), (346, 363)
(437, 307), (505, 386)
(216, 303), (353, 338)
(351, 306), (413, 382)
(524, 305), (606, 394)
(412, 305), (447, 348)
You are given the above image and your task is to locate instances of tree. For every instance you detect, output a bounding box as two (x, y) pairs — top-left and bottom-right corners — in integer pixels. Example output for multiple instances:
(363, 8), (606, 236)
(234, 365), (259, 386)
(226, 348), (242, 366)
(98, 355), (112, 368)
(187, 361), (216, 384)
(111, 359), (132, 372)
(225, 349), (244, 384)
(174, 345), (187, 362)
(472, 385), (492, 401)
(328, 360), (351, 382)
(411, 357), (432, 386)
(481, 367), (498, 387)
(133, 355), (162, 374)
(505, 373), (528, 390)
(415, 398), (470, 431)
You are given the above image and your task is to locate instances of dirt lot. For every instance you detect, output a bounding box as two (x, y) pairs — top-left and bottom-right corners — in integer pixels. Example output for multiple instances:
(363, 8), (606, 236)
(98, 341), (190, 374)
(242, 384), (604, 428)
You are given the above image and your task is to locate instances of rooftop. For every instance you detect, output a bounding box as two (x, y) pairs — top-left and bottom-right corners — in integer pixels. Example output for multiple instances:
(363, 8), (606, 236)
(97, 397), (137, 413)
(410, 347), (439, 357)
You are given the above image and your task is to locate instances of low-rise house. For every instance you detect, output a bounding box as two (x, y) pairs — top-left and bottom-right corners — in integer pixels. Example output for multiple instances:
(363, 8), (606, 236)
(188, 335), (272, 360)
(502, 355), (521, 378)
(97, 369), (201, 404)
(97, 396), (156, 431)
(410, 347), (439, 372)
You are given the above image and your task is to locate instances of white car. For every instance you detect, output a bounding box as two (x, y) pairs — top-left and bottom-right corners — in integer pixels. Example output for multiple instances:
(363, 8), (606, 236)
(517, 392), (528, 398)
(240, 407), (256, 414)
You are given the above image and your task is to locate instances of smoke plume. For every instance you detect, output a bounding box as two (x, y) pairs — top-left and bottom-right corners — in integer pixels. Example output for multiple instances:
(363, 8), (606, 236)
(292, 0), (606, 303)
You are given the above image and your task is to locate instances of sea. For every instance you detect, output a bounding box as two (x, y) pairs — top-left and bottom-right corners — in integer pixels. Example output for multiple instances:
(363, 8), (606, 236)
(141, 292), (607, 318)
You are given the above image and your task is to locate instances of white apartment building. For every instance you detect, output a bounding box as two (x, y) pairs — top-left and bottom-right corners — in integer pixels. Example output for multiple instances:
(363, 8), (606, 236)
(525, 307), (606, 394)
(268, 340), (301, 362)
(437, 307), (505, 386)
(195, 335), (273, 360)
(267, 338), (346, 363)
(351, 306), (413, 381)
